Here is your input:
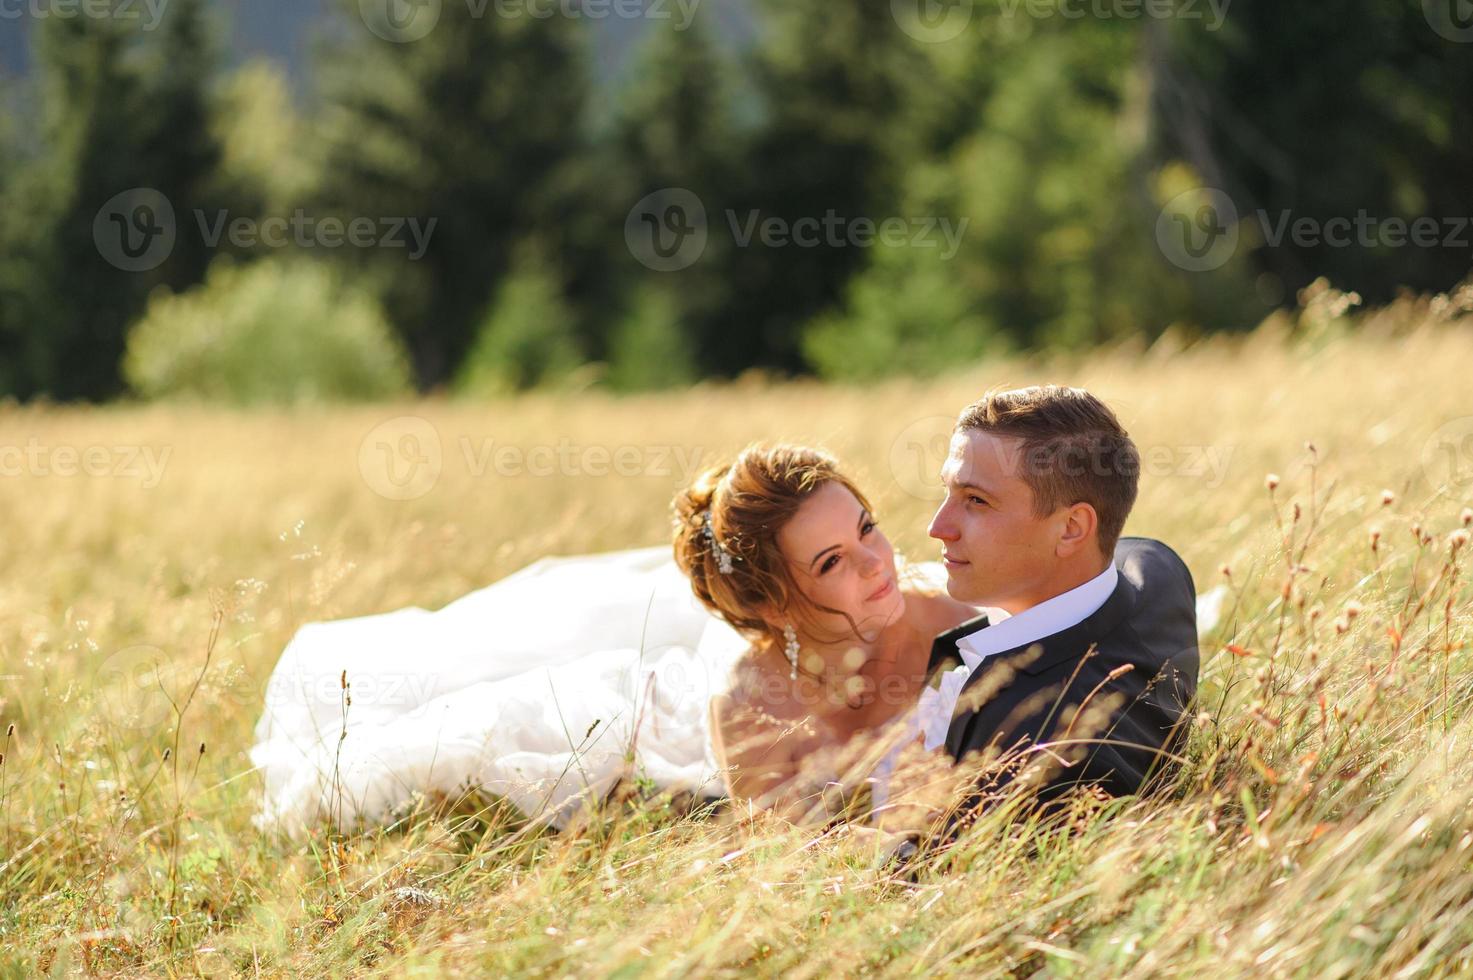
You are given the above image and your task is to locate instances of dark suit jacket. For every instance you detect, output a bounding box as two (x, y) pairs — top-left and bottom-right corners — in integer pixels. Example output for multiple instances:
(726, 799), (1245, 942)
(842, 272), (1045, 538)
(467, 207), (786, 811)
(927, 536), (1200, 815)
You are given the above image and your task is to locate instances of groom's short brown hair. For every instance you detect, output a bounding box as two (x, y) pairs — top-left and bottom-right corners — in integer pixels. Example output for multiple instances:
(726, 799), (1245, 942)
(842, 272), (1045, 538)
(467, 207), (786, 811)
(956, 385), (1140, 558)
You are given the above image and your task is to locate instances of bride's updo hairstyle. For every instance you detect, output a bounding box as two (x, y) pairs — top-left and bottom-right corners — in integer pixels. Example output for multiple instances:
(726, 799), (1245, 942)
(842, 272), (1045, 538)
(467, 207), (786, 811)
(672, 442), (878, 649)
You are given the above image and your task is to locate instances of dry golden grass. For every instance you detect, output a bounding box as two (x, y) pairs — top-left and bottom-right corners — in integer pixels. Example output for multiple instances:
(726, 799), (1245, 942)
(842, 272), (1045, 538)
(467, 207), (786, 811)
(2, 281), (1473, 976)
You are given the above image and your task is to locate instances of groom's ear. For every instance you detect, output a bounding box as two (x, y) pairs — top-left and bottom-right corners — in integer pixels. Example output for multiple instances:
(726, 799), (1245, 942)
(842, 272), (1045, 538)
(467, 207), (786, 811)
(1054, 501), (1100, 558)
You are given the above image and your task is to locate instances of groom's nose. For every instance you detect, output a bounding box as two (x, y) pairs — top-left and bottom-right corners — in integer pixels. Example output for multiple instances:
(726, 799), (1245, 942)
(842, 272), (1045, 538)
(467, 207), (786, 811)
(928, 499), (957, 541)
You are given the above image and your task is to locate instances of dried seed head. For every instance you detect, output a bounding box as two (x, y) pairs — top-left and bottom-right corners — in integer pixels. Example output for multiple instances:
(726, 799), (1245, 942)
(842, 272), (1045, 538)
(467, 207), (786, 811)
(1266, 473), (1281, 492)
(1380, 489), (1395, 507)
(1451, 529), (1471, 554)
(1344, 601), (1363, 620)
(1369, 527), (1381, 551)
(5, 724), (12, 737)
(1220, 564), (1232, 579)
(1292, 502), (1302, 523)
(340, 669), (348, 690)
(1462, 507), (1472, 527)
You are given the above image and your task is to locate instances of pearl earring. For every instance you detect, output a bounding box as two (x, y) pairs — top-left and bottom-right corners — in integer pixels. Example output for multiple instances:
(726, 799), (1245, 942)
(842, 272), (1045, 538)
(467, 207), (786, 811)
(782, 623), (800, 680)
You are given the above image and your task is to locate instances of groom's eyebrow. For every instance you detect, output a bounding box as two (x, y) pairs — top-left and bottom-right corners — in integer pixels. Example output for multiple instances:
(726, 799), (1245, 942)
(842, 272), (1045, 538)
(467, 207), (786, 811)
(809, 508), (870, 568)
(954, 479), (997, 498)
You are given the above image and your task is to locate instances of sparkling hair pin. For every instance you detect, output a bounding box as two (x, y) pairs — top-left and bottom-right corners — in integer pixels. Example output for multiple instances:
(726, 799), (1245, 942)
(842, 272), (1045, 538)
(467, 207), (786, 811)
(701, 509), (737, 574)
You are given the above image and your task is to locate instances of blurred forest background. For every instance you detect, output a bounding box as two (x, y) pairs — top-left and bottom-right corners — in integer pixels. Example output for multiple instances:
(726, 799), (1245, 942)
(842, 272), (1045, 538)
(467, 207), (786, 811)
(1, 0), (1470, 403)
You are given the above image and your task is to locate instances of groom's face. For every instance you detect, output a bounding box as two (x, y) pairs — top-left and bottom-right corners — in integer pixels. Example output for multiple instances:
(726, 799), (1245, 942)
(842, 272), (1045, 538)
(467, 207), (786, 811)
(927, 429), (1067, 613)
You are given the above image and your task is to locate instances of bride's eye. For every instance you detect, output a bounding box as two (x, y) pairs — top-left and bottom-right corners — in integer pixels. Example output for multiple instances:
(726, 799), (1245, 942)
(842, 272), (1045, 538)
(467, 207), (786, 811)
(861, 520), (878, 535)
(820, 555), (840, 574)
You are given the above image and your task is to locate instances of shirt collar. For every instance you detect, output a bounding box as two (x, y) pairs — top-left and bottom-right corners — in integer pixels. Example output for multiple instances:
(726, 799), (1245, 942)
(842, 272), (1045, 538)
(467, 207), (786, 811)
(956, 561), (1119, 669)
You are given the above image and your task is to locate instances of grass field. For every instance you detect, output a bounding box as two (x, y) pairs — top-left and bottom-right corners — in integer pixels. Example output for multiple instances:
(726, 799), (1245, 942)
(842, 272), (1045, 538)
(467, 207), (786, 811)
(3, 282), (1473, 976)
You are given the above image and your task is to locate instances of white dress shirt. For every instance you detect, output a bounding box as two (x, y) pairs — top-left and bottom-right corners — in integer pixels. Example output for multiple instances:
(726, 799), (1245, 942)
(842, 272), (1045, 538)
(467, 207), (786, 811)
(918, 561), (1119, 751)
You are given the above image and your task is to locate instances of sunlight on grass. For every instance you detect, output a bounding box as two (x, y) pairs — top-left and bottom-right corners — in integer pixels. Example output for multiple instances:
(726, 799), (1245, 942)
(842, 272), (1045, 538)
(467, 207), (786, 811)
(2, 285), (1472, 975)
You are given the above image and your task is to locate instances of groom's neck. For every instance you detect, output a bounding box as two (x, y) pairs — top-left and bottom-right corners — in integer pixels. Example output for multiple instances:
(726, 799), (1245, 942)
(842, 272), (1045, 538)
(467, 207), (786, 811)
(997, 552), (1111, 616)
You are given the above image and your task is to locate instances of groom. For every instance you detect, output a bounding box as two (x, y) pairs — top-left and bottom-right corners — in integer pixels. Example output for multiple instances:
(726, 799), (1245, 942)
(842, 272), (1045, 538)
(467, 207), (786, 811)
(921, 384), (1200, 826)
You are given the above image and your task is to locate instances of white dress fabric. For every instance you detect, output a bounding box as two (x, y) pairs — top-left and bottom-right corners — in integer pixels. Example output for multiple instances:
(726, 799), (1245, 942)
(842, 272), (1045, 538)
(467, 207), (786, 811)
(249, 547), (1226, 839)
(248, 546), (751, 838)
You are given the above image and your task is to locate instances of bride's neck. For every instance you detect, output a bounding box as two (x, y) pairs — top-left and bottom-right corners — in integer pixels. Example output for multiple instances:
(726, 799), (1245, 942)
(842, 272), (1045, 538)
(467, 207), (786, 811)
(792, 598), (928, 679)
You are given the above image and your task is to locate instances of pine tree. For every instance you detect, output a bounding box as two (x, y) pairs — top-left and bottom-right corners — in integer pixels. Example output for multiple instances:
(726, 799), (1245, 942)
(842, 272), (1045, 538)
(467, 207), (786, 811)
(4, 0), (224, 400)
(1151, 1), (1473, 303)
(311, 3), (591, 391)
(607, 16), (744, 378)
(719, 0), (936, 374)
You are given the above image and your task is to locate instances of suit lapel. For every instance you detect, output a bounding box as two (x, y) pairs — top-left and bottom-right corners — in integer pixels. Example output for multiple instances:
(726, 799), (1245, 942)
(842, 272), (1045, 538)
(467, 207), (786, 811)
(942, 570), (1138, 757)
(926, 612), (990, 678)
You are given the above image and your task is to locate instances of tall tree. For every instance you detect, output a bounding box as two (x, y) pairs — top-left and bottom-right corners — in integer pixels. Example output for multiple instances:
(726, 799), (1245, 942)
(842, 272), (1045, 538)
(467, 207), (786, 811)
(3, 0), (223, 400)
(608, 15), (745, 377)
(715, 1), (936, 374)
(311, 3), (591, 391)
(1150, 0), (1473, 303)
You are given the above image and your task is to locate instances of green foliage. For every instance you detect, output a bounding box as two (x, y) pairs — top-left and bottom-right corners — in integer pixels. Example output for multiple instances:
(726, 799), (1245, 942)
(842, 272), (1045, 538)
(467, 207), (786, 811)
(720, 1), (939, 374)
(1155, 0), (1473, 305)
(310, 1), (590, 390)
(605, 284), (698, 392)
(122, 257), (413, 405)
(803, 240), (1005, 382)
(213, 59), (315, 216)
(609, 17), (746, 377)
(0, 0), (226, 401)
(454, 246), (584, 396)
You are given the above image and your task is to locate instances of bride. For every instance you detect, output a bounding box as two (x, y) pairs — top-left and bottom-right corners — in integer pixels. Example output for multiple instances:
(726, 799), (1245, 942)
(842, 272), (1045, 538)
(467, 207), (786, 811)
(249, 443), (1200, 839)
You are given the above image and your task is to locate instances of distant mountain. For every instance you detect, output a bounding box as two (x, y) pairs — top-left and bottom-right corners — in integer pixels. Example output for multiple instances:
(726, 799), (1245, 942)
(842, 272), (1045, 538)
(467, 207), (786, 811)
(0, 0), (759, 97)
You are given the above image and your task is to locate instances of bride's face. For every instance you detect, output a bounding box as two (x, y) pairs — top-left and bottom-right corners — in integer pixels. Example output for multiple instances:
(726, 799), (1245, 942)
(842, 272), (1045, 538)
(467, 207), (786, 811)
(775, 481), (905, 639)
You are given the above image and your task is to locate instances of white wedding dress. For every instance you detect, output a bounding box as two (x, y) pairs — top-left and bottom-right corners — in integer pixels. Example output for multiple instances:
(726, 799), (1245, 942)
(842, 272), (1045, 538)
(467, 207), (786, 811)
(249, 547), (1229, 840)
(249, 546), (758, 838)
